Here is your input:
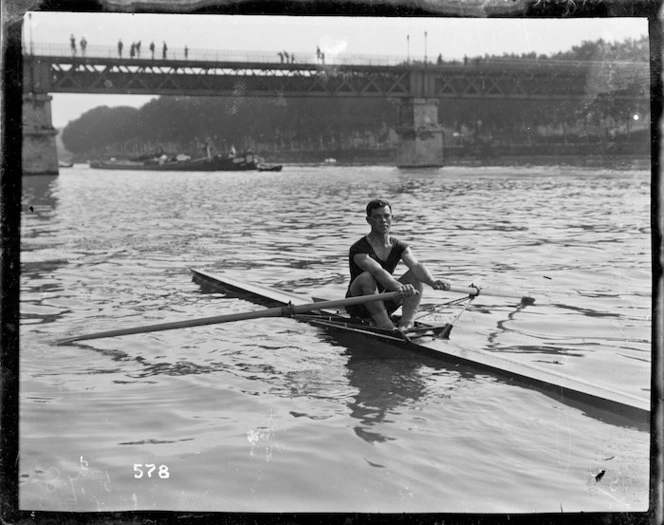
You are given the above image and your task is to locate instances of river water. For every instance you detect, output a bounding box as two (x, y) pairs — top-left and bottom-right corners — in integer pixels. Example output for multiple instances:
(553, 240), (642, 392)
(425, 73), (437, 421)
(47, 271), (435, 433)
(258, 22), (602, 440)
(19, 164), (652, 513)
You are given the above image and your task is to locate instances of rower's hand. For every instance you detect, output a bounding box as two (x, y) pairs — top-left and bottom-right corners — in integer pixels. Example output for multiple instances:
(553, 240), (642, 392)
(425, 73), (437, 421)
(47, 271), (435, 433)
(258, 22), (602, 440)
(431, 280), (451, 291)
(397, 284), (418, 297)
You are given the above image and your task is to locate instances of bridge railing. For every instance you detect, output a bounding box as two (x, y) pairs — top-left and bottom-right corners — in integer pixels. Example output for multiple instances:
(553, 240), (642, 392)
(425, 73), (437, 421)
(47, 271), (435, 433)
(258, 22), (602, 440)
(24, 42), (411, 66)
(23, 42), (648, 72)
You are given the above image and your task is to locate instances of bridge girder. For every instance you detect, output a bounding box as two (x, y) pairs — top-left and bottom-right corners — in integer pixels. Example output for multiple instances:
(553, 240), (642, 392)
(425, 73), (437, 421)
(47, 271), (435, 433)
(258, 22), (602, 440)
(24, 56), (648, 101)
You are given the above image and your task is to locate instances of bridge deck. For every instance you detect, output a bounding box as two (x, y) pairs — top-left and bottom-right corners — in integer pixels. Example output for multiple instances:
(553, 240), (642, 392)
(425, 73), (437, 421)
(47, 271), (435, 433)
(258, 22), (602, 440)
(23, 44), (649, 100)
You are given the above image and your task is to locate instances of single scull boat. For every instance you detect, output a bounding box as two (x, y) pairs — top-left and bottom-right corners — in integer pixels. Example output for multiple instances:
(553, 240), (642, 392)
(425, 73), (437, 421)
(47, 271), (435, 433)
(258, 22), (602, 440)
(190, 268), (650, 423)
(55, 268), (649, 423)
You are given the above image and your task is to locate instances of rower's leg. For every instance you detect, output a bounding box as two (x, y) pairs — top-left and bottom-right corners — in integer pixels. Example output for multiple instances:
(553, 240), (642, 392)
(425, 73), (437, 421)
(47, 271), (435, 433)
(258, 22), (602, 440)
(396, 270), (423, 330)
(349, 272), (395, 329)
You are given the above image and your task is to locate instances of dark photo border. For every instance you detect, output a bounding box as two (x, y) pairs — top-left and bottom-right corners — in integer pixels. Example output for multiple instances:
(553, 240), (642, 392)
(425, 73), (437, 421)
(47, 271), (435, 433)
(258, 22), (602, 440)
(1, 1), (662, 524)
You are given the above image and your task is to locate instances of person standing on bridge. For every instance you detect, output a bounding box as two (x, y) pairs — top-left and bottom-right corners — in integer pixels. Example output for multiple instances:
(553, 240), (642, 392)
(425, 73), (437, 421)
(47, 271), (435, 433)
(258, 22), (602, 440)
(149, 41), (155, 59)
(70, 34), (76, 57)
(118, 39), (123, 58)
(162, 41), (168, 59)
(80, 36), (87, 57)
(345, 199), (451, 332)
(185, 45), (189, 60)
(136, 41), (141, 58)
(130, 42), (136, 59)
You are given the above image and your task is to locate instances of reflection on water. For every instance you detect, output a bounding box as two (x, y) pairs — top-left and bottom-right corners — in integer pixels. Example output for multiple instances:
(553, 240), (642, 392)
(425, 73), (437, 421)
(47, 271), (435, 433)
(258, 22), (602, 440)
(22, 175), (60, 216)
(340, 337), (462, 444)
(19, 166), (651, 512)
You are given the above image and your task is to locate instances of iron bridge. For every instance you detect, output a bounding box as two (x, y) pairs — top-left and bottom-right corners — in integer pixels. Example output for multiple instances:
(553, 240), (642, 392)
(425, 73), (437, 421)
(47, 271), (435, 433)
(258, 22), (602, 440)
(23, 51), (649, 101)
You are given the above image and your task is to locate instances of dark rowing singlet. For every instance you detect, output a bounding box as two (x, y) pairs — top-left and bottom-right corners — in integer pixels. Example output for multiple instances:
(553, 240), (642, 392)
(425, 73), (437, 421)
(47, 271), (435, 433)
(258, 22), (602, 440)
(348, 236), (409, 292)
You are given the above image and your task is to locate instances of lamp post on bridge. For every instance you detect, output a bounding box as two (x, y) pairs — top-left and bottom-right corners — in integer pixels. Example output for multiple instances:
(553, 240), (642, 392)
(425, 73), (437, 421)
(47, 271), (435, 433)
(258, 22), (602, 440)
(27, 13), (35, 93)
(424, 31), (428, 65)
(28, 12), (34, 56)
(407, 34), (410, 64)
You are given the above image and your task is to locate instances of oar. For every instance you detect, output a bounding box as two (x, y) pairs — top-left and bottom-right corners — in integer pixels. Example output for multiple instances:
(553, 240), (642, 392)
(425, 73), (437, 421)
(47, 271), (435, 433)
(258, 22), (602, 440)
(447, 285), (535, 306)
(56, 290), (404, 345)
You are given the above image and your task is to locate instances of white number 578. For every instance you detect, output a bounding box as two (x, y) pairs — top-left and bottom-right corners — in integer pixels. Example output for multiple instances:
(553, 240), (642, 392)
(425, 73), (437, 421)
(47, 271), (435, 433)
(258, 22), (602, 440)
(133, 463), (169, 479)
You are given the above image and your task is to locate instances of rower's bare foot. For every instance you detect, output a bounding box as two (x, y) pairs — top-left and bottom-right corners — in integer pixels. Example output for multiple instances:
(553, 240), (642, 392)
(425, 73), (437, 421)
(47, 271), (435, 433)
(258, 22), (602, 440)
(397, 323), (414, 333)
(373, 320), (397, 331)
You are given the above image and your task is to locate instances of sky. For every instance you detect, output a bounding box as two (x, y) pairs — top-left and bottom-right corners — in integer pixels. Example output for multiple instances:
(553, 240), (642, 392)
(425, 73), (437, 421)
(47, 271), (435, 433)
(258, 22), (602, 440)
(23, 12), (649, 128)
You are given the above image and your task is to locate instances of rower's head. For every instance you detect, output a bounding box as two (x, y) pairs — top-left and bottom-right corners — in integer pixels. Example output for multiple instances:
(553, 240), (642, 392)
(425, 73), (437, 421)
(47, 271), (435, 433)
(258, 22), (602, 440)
(365, 199), (392, 232)
(366, 199), (391, 217)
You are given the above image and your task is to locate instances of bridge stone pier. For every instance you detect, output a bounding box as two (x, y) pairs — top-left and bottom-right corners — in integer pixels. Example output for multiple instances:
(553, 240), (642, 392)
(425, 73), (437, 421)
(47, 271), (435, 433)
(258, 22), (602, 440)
(395, 98), (443, 168)
(23, 93), (58, 175)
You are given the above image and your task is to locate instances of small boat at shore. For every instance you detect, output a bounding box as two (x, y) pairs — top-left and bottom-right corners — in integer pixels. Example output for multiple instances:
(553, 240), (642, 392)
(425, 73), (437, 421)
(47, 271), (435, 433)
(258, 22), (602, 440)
(58, 160), (74, 168)
(257, 164), (283, 172)
(90, 151), (281, 172)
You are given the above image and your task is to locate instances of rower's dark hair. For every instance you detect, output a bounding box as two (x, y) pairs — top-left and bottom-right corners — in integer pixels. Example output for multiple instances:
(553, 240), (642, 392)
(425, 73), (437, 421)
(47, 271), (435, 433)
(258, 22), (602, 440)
(366, 199), (392, 216)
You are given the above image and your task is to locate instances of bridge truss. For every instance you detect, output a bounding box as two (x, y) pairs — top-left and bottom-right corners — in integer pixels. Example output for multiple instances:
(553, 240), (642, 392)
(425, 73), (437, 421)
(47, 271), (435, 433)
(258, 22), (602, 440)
(24, 55), (649, 100)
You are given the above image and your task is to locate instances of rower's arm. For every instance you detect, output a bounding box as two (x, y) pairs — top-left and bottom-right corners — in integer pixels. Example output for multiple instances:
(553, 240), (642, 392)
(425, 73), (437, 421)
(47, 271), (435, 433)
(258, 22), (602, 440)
(353, 253), (404, 291)
(401, 248), (450, 290)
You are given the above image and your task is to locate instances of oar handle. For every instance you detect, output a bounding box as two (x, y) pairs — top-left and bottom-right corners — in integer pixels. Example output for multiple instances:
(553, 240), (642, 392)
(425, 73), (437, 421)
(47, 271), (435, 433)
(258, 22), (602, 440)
(448, 285), (481, 296)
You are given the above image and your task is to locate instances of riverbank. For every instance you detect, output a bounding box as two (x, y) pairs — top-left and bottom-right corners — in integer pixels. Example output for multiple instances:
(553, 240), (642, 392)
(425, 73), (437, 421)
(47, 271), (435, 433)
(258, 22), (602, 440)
(272, 152), (649, 170)
(76, 143), (649, 170)
(444, 154), (649, 170)
(243, 142), (650, 169)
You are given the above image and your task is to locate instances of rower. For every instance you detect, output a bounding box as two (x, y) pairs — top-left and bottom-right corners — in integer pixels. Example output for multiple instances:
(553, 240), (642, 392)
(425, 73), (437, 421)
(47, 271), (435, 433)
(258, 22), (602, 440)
(345, 199), (451, 332)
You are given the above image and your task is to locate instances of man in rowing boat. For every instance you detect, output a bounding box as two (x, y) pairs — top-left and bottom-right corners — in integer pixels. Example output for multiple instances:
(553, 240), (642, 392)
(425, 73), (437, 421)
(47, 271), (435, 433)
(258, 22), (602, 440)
(346, 199), (451, 332)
